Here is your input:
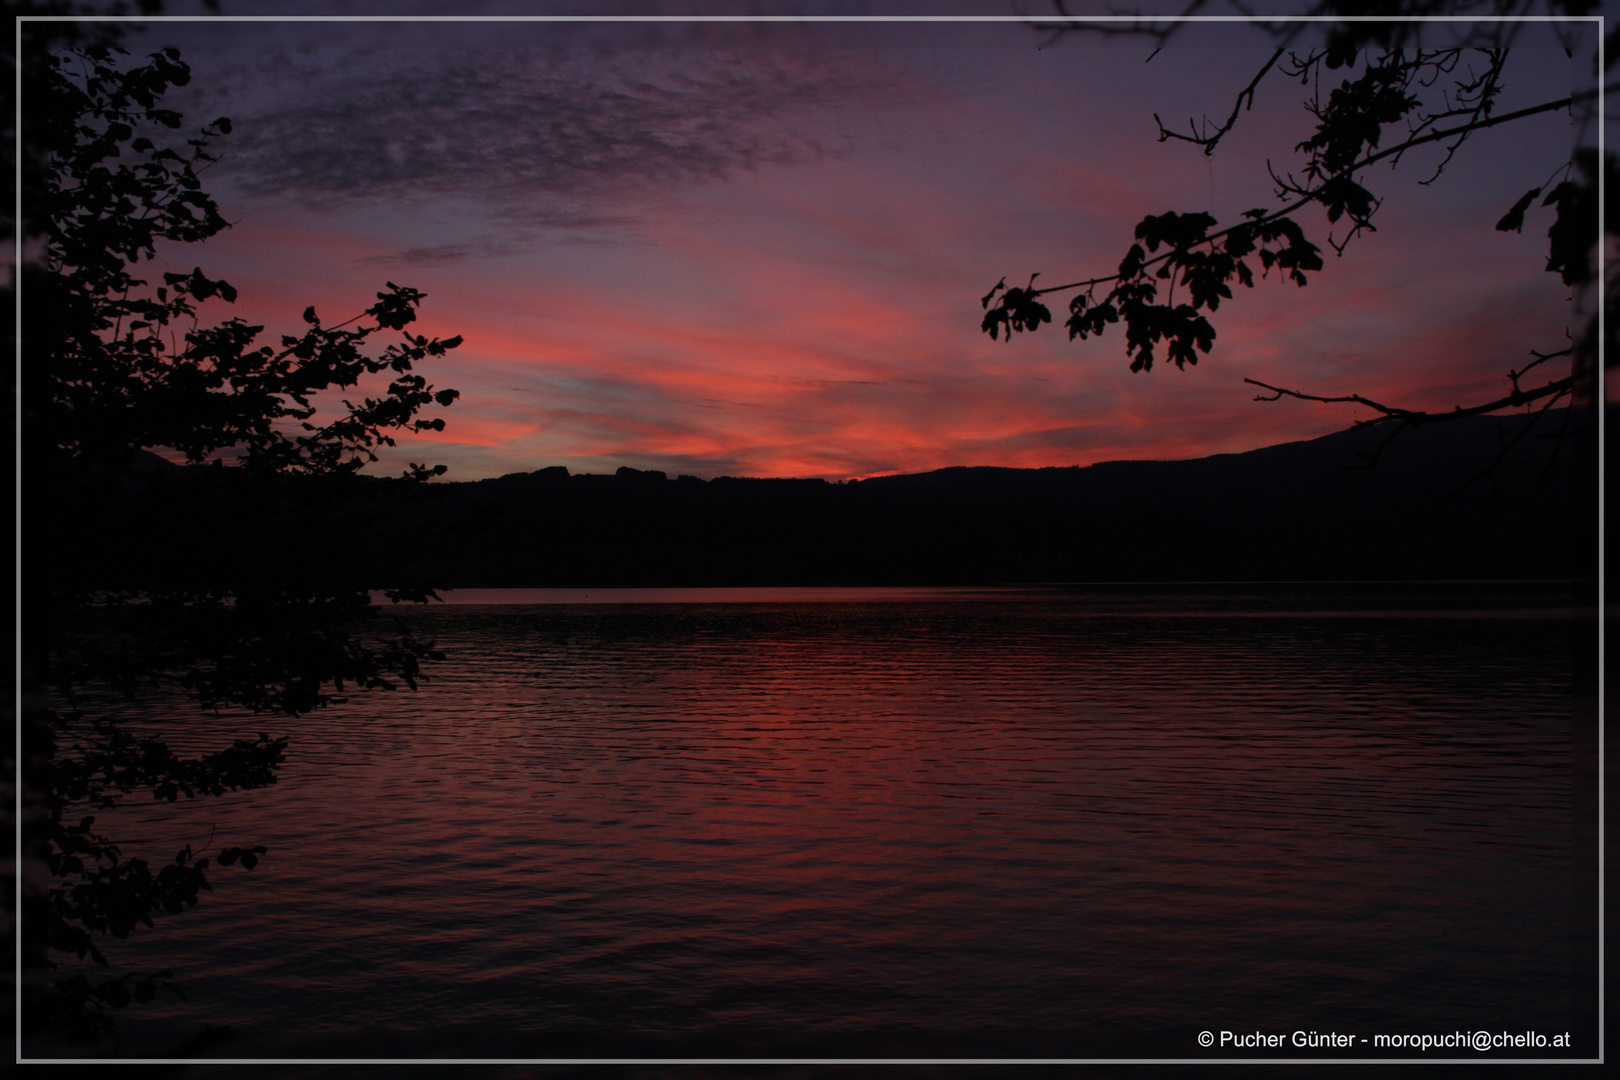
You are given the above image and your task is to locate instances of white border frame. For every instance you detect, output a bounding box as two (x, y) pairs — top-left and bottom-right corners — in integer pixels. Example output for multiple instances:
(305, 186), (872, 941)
(15, 6), (1607, 1075)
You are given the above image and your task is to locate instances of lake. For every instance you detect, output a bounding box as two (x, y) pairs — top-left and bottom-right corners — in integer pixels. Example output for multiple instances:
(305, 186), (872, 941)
(33, 583), (1593, 1061)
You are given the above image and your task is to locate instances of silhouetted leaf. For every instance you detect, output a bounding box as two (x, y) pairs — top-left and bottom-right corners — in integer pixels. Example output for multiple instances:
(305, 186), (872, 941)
(1135, 210), (1217, 252)
(1495, 187), (1540, 232)
(1324, 44), (1357, 69)
(1316, 175), (1376, 224)
(1118, 243), (1146, 279)
(1542, 177), (1597, 285)
(980, 277), (1006, 309)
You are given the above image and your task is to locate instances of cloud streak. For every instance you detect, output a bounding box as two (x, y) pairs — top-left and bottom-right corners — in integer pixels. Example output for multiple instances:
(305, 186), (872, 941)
(188, 40), (909, 235)
(128, 18), (1581, 482)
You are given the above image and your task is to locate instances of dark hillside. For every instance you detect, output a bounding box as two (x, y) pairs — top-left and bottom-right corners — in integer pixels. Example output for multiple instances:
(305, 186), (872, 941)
(397, 411), (1578, 586)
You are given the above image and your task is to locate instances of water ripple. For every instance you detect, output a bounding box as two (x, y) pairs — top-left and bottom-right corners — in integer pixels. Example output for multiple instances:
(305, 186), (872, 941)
(60, 585), (1578, 1056)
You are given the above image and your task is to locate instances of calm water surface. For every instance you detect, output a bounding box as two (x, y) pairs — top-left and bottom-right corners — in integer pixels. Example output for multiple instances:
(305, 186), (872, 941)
(48, 584), (1583, 1058)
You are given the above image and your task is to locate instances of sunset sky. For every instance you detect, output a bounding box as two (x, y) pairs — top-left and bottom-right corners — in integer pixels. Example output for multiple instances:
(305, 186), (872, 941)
(114, 2), (1590, 481)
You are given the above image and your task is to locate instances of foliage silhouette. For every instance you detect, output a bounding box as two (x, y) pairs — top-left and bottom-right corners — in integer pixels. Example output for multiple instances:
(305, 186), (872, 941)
(982, 1), (1609, 466)
(20, 23), (461, 1042)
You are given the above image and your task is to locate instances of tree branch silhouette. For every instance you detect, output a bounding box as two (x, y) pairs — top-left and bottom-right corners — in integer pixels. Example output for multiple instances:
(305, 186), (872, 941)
(1154, 48), (1285, 155)
(983, 1), (1606, 454)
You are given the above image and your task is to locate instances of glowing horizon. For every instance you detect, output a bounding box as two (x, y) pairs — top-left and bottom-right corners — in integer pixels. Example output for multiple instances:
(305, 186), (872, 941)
(124, 10), (1583, 482)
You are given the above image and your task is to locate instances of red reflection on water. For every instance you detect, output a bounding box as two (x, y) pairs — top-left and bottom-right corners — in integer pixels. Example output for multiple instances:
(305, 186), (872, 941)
(63, 593), (1576, 1053)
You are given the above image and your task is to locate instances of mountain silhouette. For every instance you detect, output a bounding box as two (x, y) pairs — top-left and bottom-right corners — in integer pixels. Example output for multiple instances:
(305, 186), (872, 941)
(374, 411), (1580, 587)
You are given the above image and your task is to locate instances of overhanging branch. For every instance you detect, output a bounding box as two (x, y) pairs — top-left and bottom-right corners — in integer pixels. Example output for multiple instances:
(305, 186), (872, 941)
(1243, 371), (1573, 424)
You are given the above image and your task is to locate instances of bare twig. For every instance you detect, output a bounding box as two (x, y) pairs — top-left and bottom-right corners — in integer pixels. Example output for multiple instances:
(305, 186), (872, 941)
(1246, 339), (1576, 481)
(1436, 385), (1569, 500)
(1155, 48), (1286, 155)
(1243, 373), (1574, 425)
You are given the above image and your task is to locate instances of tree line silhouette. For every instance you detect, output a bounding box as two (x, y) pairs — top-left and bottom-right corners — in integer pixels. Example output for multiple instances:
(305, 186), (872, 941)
(240, 412), (1570, 589)
(19, 15), (460, 1043)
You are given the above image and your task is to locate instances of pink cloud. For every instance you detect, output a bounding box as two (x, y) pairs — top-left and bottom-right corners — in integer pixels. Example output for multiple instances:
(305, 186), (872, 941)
(148, 38), (1578, 484)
